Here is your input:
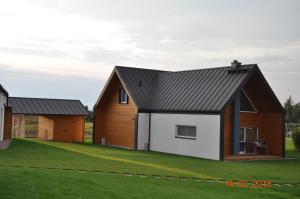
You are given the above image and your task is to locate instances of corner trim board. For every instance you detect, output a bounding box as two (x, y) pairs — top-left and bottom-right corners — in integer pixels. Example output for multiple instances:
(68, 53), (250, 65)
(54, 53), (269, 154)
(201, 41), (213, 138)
(220, 111), (225, 161)
(135, 114), (139, 150)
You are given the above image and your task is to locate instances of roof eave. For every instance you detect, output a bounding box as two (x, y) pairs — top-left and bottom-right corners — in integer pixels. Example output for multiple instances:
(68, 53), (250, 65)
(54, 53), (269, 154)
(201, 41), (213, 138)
(138, 108), (221, 115)
(11, 112), (88, 116)
(220, 64), (285, 114)
(220, 65), (258, 113)
(255, 67), (285, 113)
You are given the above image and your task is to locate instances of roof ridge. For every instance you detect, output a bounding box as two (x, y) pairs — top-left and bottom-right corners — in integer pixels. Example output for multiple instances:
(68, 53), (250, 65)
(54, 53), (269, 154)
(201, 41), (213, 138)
(115, 64), (257, 74)
(115, 65), (168, 72)
(9, 96), (81, 102)
(167, 64), (257, 74)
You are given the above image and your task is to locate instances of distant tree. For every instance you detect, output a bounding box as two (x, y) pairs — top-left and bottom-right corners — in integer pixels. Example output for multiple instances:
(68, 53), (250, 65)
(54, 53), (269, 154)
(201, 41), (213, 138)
(84, 105), (94, 122)
(284, 96), (294, 123)
(292, 103), (300, 123)
(292, 127), (300, 151)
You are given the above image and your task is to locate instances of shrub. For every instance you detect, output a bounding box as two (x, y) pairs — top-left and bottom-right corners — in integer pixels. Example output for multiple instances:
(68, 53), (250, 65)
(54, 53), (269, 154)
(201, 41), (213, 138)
(292, 127), (300, 151)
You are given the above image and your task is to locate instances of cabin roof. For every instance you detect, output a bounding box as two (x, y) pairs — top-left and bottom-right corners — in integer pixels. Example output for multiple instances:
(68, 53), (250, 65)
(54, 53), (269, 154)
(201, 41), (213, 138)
(8, 97), (88, 116)
(95, 64), (283, 113)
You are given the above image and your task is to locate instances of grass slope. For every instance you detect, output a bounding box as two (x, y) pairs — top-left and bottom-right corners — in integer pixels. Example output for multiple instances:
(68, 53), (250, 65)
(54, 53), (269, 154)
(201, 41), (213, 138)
(0, 138), (299, 198)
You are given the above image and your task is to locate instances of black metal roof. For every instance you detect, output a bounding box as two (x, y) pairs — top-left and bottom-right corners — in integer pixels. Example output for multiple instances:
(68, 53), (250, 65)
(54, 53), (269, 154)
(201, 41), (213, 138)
(95, 64), (270, 113)
(0, 84), (8, 96)
(8, 97), (88, 115)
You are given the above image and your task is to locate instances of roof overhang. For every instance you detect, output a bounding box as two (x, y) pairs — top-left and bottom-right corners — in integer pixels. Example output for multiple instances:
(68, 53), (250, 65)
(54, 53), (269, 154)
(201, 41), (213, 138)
(0, 84), (9, 96)
(221, 65), (285, 114)
(138, 109), (221, 115)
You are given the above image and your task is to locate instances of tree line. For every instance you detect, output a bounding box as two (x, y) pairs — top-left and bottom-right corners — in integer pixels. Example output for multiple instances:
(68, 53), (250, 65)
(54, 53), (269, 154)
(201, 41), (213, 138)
(284, 96), (300, 124)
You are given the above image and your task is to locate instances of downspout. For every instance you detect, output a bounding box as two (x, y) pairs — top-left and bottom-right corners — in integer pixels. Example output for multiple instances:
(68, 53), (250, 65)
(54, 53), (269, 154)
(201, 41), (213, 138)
(220, 111), (225, 161)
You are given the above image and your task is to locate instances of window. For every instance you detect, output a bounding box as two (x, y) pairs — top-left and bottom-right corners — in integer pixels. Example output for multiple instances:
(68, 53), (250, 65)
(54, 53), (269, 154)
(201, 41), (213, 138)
(239, 127), (258, 154)
(240, 90), (257, 113)
(25, 115), (38, 138)
(119, 88), (128, 104)
(176, 125), (196, 139)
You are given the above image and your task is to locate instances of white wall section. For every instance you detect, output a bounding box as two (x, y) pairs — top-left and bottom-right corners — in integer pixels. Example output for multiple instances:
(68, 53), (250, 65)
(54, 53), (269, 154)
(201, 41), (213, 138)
(0, 91), (7, 142)
(150, 113), (220, 160)
(137, 113), (149, 150)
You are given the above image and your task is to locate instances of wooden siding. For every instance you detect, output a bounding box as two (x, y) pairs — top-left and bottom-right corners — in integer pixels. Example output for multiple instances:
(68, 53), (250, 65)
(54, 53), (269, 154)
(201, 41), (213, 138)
(51, 115), (84, 143)
(38, 116), (54, 140)
(3, 106), (12, 139)
(223, 104), (283, 157)
(240, 112), (283, 156)
(94, 73), (137, 149)
(12, 114), (26, 138)
(223, 72), (284, 158)
(11, 114), (84, 143)
(223, 104), (233, 156)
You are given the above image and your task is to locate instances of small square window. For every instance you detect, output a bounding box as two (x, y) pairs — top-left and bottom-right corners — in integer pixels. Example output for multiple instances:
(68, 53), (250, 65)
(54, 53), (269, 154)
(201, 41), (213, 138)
(176, 125), (196, 139)
(119, 88), (128, 104)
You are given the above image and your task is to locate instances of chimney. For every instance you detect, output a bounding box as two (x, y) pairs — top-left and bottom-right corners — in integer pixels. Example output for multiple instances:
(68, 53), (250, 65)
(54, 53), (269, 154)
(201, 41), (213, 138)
(231, 60), (241, 69)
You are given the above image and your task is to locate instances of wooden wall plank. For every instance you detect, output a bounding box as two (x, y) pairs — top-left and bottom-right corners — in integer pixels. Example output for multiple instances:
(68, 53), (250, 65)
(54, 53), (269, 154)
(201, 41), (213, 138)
(51, 115), (84, 143)
(94, 73), (137, 149)
(3, 106), (12, 139)
(38, 116), (54, 140)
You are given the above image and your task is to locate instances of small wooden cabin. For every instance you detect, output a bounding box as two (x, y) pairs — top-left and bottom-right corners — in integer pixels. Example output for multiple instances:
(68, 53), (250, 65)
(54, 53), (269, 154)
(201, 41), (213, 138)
(0, 84), (12, 147)
(8, 97), (88, 143)
(93, 61), (285, 161)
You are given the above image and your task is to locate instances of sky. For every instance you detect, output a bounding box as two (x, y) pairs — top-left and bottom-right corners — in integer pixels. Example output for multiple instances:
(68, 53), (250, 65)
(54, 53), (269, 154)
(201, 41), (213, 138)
(0, 0), (300, 108)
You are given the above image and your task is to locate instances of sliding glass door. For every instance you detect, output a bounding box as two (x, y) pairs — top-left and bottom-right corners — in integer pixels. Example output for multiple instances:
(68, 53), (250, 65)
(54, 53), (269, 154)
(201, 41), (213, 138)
(239, 127), (258, 154)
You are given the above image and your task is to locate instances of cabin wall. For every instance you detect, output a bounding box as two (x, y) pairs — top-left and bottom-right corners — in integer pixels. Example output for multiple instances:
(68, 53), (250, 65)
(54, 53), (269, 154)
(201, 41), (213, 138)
(3, 106), (12, 139)
(52, 115), (84, 143)
(223, 104), (233, 156)
(223, 70), (284, 158)
(150, 113), (221, 160)
(11, 114), (84, 143)
(137, 113), (149, 150)
(223, 104), (283, 157)
(12, 114), (26, 138)
(0, 91), (7, 141)
(37, 115), (54, 140)
(94, 74), (137, 149)
(240, 112), (283, 156)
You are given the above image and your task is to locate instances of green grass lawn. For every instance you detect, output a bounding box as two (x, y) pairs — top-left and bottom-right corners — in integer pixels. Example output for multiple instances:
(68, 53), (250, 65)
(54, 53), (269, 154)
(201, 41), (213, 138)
(0, 138), (299, 199)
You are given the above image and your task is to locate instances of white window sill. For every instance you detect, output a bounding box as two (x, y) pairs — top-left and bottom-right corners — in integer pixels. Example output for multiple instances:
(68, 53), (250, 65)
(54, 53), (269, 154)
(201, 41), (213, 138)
(175, 136), (196, 140)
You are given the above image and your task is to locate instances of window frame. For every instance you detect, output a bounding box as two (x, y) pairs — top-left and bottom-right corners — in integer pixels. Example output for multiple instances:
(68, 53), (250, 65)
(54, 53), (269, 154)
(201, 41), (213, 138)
(239, 127), (259, 154)
(240, 89), (258, 113)
(175, 125), (197, 140)
(119, 88), (128, 104)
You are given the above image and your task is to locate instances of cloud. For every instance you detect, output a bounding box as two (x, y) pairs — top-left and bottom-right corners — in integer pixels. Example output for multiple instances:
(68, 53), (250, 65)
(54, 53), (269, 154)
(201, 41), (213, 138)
(0, 0), (300, 105)
(0, 0), (135, 79)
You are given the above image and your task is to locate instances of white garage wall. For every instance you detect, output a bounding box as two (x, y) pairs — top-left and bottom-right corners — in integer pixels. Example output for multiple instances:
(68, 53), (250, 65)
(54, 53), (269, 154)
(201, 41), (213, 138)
(137, 113), (149, 150)
(150, 113), (220, 160)
(0, 91), (7, 142)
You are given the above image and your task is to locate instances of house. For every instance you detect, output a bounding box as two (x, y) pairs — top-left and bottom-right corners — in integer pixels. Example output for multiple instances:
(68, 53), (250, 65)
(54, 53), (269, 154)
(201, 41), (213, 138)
(93, 61), (285, 161)
(0, 84), (12, 148)
(8, 97), (88, 143)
